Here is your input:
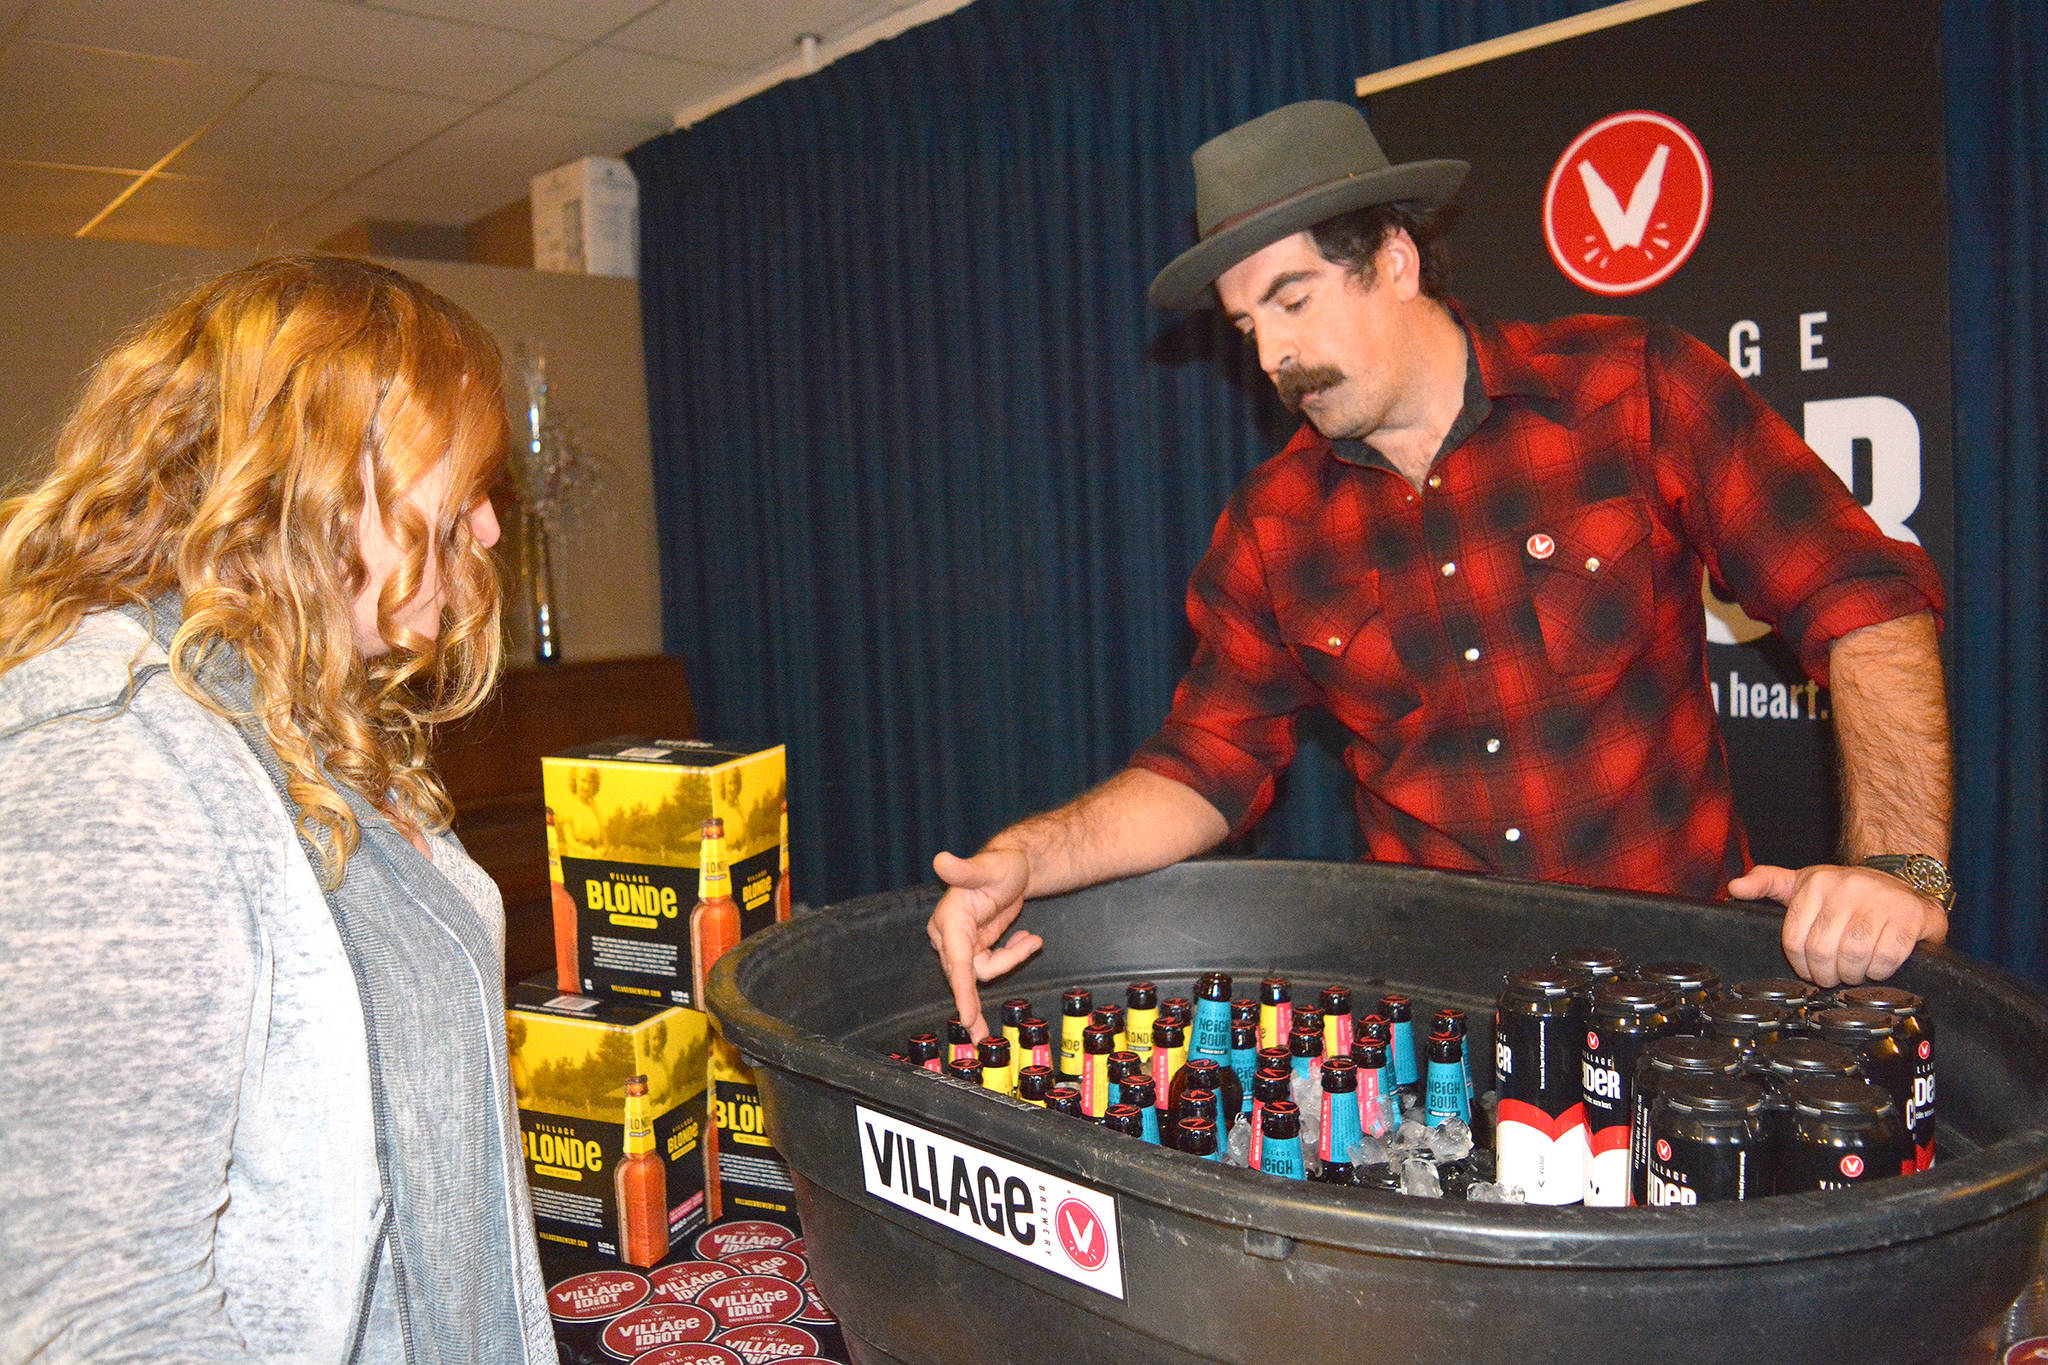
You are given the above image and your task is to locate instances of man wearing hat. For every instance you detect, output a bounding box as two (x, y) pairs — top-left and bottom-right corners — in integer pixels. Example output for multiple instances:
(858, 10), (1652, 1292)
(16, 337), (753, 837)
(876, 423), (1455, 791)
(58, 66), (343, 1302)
(929, 101), (1952, 1042)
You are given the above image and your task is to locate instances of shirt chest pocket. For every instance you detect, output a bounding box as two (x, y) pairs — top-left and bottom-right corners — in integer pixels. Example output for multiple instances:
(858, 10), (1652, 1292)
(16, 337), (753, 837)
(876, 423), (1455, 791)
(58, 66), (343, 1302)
(1276, 570), (1423, 725)
(1528, 498), (1657, 678)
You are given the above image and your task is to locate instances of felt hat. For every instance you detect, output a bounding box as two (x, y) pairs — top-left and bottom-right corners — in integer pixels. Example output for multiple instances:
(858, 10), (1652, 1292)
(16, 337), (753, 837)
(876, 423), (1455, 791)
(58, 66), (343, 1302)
(1148, 100), (1467, 311)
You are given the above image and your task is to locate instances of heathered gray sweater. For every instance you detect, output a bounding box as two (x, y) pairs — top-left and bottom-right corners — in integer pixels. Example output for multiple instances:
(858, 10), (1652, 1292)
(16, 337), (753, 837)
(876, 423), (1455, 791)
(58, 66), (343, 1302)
(0, 610), (551, 1363)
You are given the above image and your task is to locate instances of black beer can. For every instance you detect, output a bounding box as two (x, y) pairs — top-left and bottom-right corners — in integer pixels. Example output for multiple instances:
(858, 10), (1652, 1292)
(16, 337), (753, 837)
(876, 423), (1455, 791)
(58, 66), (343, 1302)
(1729, 978), (1823, 1033)
(1702, 998), (1788, 1068)
(1647, 1075), (1768, 1205)
(1582, 981), (1680, 1206)
(1493, 970), (1585, 1206)
(1814, 1008), (1918, 1172)
(1633, 961), (1721, 1034)
(1777, 1076), (1907, 1193)
(1632, 1036), (1741, 1205)
(1756, 1038), (1866, 1166)
(1839, 986), (1935, 1170)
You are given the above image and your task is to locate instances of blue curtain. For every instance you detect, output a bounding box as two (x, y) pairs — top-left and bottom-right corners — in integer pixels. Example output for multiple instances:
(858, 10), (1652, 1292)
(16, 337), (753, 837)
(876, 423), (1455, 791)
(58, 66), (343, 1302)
(1945, 0), (2047, 985)
(632, 0), (2047, 987)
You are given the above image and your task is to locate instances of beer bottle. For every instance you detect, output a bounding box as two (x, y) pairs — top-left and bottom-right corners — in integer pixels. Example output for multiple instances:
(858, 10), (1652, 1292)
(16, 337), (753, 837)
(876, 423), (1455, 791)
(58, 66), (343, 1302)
(689, 818), (740, 1008)
(616, 1074), (669, 1267)
(1116, 1075), (1162, 1143)
(1059, 989), (1092, 1082)
(1249, 1067), (1291, 1169)
(977, 1036), (1015, 1097)
(905, 1032), (943, 1073)
(1229, 1022), (1259, 1117)
(1149, 1018), (1188, 1115)
(1109, 1050), (1146, 1086)
(1178, 1116), (1221, 1161)
(1092, 1005), (1129, 1056)
(545, 805), (580, 992)
(1351, 1036), (1396, 1138)
(945, 1056), (983, 1085)
(1017, 1065), (1056, 1104)
(691, 818), (743, 1223)
(1424, 1032), (1469, 1128)
(1000, 999), (1033, 1066)
(1259, 976), (1293, 1051)
(1320, 986), (1354, 1059)
(775, 799), (792, 923)
(1433, 1008), (1473, 1102)
(1125, 982), (1159, 1065)
(945, 1015), (977, 1065)
(1258, 1101), (1306, 1180)
(1191, 973), (1234, 1066)
(1378, 995), (1419, 1089)
(1288, 1020), (1325, 1096)
(1318, 1055), (1364, 1182)
(1081, 1023), (1117, 1119)
(1104, 1103), (1148, 1138)
(1018, 1018), (1053, 1072)
(1231, 998), (1260, 1030)
(1170, 1057), (1241, 1132)
(1160, 997), (1194, 1029)
(1044, 1084), (1084, 1117)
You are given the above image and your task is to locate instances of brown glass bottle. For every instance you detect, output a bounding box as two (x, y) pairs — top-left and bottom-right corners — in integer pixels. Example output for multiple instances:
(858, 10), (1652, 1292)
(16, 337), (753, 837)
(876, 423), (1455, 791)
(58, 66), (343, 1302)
(546, 806), (579, 991)
(615, 1074), (669, 1267)
(691, 818), (742, 1222)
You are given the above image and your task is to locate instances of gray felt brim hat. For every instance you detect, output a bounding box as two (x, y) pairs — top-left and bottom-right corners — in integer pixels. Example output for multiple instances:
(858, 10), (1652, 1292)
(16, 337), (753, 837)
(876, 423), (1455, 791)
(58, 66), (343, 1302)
(1148, 100), (1468, 311)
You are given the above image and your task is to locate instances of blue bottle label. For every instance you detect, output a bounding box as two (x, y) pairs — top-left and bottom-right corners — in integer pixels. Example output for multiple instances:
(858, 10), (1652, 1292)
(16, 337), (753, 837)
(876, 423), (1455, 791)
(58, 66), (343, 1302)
(1426, 1060), (1469, 1126)
(1261, 1135), (1304, 1180)
(1392, 1019), (1418, 1086)
(1192, 998), (1233, 1062)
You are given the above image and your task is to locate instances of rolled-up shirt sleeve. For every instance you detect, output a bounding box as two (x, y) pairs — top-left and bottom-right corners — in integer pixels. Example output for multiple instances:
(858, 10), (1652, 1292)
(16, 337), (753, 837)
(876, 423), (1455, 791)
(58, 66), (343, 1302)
(1644, 323), (1946, 685)
(1129, 489), (1318, 837)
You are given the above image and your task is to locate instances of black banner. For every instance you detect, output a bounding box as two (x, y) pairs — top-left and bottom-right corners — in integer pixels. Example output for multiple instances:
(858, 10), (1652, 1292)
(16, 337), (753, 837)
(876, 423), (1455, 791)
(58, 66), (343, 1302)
(1367, 0), (1952, 868)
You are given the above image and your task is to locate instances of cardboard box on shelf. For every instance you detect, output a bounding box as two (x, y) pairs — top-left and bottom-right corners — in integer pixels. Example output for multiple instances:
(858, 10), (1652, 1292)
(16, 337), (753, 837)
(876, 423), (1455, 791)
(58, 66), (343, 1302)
(543, 737), (785, 1011)
(530, 155), (639, 278)
(508, 979), (710, 1265)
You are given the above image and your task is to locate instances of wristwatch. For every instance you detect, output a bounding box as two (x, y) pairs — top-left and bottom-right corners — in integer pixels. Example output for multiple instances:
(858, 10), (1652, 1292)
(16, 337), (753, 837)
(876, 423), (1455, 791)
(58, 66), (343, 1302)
(1861, 854), (1956, 912)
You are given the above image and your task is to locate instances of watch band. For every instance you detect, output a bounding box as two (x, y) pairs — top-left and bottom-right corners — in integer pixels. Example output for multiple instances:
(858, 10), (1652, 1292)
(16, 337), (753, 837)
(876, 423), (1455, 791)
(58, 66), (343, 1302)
(1861, 854), (1955, 912)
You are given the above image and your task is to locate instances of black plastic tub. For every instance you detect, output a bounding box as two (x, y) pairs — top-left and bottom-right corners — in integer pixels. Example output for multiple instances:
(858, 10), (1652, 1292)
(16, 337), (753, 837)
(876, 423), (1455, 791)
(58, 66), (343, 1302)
(706, 861), (2048, 1363)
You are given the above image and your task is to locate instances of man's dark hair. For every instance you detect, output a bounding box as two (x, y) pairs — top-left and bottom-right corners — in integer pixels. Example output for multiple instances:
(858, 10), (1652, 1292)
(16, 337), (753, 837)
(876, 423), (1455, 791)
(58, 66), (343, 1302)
(1308, 200), (1454, 299)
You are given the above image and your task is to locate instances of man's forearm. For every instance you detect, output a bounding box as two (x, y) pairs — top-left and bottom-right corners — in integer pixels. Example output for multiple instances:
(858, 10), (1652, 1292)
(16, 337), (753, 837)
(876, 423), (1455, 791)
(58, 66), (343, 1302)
(984, 767), (1230, 901)
(1828, 611), (1952, 862)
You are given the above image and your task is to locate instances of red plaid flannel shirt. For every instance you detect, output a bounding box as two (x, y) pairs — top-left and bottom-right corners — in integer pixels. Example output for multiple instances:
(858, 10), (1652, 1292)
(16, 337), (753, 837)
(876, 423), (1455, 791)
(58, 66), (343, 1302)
(1130, 308), (1945, 898)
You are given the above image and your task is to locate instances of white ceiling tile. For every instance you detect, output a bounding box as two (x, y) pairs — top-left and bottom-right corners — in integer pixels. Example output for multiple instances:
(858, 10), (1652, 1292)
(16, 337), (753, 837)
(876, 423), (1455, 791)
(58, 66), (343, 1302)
(0, 161), (133, 237)
(352, 105), (650, 218)
(0, 42), (258, 170)
(85, 173), (325, 250)
(173, 76), (476, 189)
(24, 0), (577, 101)
(608, 0), (875, 70)
(366, 0), (657, 44)
(502, 45), (724, 129)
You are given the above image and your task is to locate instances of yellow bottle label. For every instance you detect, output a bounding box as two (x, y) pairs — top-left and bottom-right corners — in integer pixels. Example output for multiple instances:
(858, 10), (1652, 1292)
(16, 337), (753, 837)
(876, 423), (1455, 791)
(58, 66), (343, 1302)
(1059, 1015), (1086, 1078)
(623, 1091), (654, 1156)
(699, 828), (731, 900)
(1128, 1007), (1158, 1059)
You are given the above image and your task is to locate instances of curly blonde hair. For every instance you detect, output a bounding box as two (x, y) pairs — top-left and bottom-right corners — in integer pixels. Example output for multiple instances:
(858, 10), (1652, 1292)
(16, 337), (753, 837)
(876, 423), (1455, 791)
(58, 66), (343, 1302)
(0, 253), (509, 885)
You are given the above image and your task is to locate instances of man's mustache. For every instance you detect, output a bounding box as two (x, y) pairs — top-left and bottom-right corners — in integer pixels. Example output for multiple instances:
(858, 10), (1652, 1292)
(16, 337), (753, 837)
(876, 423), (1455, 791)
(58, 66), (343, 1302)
(1275, 364), (1345, 412)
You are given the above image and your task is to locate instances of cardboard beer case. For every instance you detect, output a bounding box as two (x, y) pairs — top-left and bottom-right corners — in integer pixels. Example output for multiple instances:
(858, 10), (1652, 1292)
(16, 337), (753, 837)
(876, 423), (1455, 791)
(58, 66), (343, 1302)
(710, 1037), (801, 1229)
(543, 736), (785, 1010)
(508, 978), (710, 1263)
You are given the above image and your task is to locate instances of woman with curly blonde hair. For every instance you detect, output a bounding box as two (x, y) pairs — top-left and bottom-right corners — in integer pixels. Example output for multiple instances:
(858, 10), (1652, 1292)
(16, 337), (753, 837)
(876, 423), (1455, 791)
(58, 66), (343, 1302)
(0, 254), (557, 1363)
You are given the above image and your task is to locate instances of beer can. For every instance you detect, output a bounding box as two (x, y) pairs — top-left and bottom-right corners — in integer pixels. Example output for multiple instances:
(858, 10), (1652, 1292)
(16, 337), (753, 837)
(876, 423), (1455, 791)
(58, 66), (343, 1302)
(1633, 961), (1722, 1034)
(1632, 1036), (1741, 1205)
(1379, 995), (1419, 1088)
(1259, 976), (1293, 1051)
(1729, 978), (1823, 1033)
(1777, 1076), (1907, 1193)
(1551, 946), (1629, 1040)
(1647, 1075), (1768, 1205)
(1840, 985), (1935, 1170)
(1814, 1007), (1919, 1176)
(1320, 986), (1355, 1058)
(1258, 1100), (1305, 1179)
(1756, 1037), (1865, 1162)
(1058, 988), (1092, 1081)
(1494, 968), (1586, 1206)
(1701, 998), (1788, 1067)
(1581, 981), (1680, 1206)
